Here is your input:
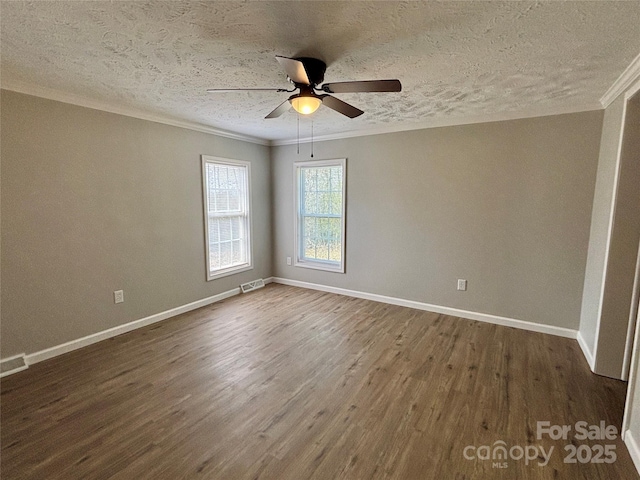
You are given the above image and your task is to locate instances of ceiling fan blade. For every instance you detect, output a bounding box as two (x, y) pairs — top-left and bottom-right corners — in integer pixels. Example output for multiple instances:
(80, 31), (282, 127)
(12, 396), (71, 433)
(321, 79), (402, 94)
(207, 88), (288, 93)
(276, 56), (310, 85)
(320, 95), (364, 118)
(265, 99), (292, 119)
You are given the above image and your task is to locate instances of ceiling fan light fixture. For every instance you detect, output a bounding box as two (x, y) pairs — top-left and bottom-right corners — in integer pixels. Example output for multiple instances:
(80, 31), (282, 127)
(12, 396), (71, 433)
(290, 95), (322, 115)
(210, 56), (402, 119)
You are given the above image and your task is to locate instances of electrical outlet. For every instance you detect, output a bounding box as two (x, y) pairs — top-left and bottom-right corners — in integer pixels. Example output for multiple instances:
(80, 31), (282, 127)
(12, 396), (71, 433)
(286, 256), (292, 266)
(114, 290), (124, 304)
(457, 279), (467, 291)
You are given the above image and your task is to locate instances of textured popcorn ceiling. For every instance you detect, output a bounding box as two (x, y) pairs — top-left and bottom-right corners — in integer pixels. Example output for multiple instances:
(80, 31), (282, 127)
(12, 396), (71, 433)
(2, 1), (640, 142)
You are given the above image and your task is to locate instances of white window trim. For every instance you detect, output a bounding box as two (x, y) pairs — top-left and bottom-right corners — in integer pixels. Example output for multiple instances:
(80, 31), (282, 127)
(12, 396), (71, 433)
(201, 155), (253, 281)
(293, 158), (346, 273)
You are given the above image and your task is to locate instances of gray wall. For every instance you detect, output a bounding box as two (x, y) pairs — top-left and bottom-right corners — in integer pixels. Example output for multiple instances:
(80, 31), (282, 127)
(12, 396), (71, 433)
(272, 112), (603, 329)
(579, 96), (626, 359)
(627, 95), (640, 437)
(1, 90), (271, 358)
(596, 93), (640, 378)
(0, 90), (606, 360)
(579, 90), (640, 380)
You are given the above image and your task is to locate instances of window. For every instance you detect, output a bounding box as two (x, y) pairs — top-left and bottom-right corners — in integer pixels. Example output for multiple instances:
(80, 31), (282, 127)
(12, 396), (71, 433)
(294, 159), (346, 272)
(202, 156), (252, 280)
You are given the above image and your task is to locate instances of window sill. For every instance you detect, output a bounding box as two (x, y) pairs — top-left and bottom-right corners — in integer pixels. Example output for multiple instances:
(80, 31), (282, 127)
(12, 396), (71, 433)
(207, 263), (253, 281)
(294, 260), (344, 274)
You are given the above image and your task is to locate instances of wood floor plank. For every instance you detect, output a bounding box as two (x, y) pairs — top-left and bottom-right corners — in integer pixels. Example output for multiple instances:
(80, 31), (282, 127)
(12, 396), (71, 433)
(1, 284), (638, 479)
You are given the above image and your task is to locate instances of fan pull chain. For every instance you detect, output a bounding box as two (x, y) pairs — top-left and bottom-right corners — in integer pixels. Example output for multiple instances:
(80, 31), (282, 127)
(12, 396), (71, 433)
(297, 115), (300, 155)
(310, 120), (314, 158)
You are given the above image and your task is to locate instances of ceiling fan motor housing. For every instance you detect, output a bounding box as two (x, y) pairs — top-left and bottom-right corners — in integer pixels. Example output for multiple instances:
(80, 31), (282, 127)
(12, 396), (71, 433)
(294, 57), (327, 86)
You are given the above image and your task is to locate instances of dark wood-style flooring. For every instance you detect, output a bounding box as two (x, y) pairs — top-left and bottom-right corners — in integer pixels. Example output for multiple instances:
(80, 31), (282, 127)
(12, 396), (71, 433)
(1, 284), (638, 479)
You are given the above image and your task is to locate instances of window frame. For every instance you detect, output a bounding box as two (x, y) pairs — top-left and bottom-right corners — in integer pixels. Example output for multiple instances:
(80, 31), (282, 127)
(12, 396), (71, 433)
(293, 158), (347, 273)
(201, 155), (253, 281)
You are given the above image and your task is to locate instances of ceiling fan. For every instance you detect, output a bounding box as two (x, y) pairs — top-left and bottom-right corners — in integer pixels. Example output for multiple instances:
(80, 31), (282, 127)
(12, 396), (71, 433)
(207, 56), (402, 119)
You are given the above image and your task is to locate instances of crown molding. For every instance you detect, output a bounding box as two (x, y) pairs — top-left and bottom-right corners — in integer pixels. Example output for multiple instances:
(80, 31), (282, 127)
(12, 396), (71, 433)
(601, 52), (640, 108)
(0, 80), (270, 146)
(1, 78), (604, 148)
(270, 102), (602, 146)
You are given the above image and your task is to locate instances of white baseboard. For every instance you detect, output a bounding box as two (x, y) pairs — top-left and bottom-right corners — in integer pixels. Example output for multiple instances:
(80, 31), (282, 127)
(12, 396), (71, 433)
(25, 287), (242, 365)
(0, 278), (275, 375)
(271, 277), (578, 339)
(3, 275), (579, 376)
(577, 330), (596, 371)
(625, 429), (640, 476)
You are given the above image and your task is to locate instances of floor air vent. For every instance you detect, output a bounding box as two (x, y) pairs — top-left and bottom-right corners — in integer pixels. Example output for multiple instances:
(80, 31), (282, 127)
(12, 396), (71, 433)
(0, 354), (28, 378)
(240, 278), (265, 293)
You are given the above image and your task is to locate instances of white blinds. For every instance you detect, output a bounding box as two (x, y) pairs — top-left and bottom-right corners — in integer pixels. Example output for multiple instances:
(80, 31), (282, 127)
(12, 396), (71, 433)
(205, 162), (249, 273)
